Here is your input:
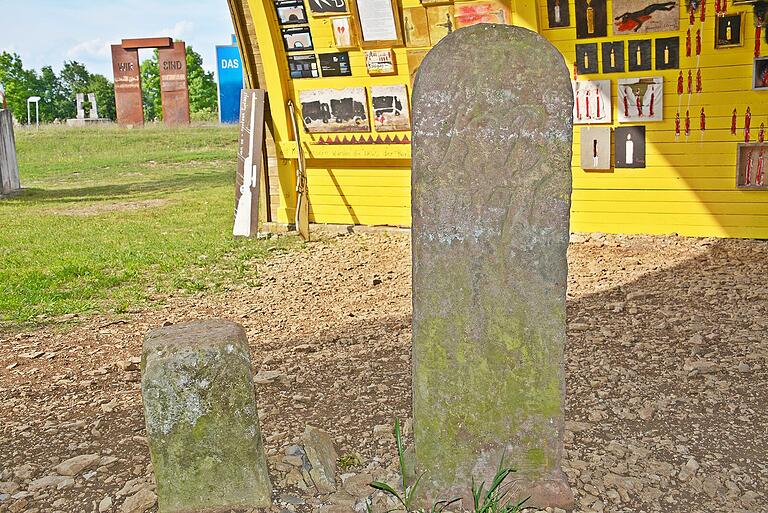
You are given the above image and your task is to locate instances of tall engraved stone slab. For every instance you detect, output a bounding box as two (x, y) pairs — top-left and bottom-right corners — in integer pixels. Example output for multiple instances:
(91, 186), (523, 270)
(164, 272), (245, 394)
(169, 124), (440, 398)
(111, 45), (144, 127)
(158, 41), (191, 126)
(141, 320), (272, 512)
(411, 24), (574, 510)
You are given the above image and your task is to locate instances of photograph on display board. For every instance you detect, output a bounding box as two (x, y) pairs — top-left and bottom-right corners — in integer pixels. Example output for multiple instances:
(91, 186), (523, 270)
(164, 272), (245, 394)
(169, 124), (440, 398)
(602, 41), (625, 73)
(319, 52), (352, 76)
(275, 0), (309, 24)
(406, 49), (428, 85)
(282, 26), (314, 51)
(402, 7), (431, 46)
(715, 13), (744, 48)
(288, 54), (320, 78)
(575, 43), (599, 74)
(655, 36), (679, 70)
(427, 5), (455, 44)
(575, 0), (607, 39)
(615, 126), (646, 168)
(308, 0), (347, 15)
(547, 0), (571, 28)
(454, 1), (510, 28)
(754, 57), (768, 90)
(353, 0), (404, 48)
(364, 49), (397, 75)
(736, 143), (768, 188)
(572, 80), (611, 124)
(331, 16), (357, 48)
(580, 126), (612, 170)
(628, 39), (652, 71)
(371, 85), (411, 131)
(613, 0), (679, 34)
(618, 77), (663, 122)
(299, 87), (369, 132)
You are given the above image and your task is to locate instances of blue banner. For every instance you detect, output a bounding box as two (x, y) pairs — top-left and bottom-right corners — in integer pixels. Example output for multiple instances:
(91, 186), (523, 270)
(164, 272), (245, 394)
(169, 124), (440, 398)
(216, 45), (244, 124)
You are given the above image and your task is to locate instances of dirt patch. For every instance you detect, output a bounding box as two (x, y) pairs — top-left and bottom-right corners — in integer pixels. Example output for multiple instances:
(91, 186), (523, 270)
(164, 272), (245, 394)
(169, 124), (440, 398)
(51, 198), (170, 217)
(0, 232), (766, 513)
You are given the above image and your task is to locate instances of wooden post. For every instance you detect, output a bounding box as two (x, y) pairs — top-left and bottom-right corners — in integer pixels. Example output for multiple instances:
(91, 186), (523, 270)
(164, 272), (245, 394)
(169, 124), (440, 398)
(0, 109), (20, 195)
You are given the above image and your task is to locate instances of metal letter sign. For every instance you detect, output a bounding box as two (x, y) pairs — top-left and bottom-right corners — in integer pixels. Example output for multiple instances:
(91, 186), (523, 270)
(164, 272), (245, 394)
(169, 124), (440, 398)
(111, 45), (143, 127)
(217, 45), (244, 124)
(233, 90), (266, 237)
(158, 41), (191, 125)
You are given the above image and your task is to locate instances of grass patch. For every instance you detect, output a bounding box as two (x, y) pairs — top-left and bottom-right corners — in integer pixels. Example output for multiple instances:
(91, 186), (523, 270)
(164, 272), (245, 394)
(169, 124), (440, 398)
(0, 124), (298, 328)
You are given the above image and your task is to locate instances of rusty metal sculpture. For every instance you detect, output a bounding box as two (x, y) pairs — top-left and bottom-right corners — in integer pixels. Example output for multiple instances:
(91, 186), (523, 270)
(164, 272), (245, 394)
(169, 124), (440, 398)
(111, 37), (190, 127)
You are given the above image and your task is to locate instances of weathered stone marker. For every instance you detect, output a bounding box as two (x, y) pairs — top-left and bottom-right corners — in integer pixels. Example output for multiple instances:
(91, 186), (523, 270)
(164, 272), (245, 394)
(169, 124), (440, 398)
(411, 25), (574, 509)
(141, 320), (272, 512)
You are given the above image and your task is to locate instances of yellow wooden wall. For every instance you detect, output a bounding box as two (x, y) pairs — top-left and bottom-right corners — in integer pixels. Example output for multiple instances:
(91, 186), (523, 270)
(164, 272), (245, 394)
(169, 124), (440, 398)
(243, 0), (768, 238)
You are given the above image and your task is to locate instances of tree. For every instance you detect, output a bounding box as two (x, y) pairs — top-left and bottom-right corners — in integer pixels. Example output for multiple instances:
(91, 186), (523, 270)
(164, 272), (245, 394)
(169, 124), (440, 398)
(88, 74), (115, 121)
(0, 52), (39, 122)
(139, 44), (218, 122)
(0, 52), (117, 122)
(186, 45), (217, 115)
(140, 52), (161, 121)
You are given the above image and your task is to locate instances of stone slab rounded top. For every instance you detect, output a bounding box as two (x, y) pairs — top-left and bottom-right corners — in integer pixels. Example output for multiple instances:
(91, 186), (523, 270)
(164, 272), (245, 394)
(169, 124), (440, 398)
(143, 319), (247, 351)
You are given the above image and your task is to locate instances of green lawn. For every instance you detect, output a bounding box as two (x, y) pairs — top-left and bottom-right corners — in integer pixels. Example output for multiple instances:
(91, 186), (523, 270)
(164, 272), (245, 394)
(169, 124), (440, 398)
(0, 124), (296, 328)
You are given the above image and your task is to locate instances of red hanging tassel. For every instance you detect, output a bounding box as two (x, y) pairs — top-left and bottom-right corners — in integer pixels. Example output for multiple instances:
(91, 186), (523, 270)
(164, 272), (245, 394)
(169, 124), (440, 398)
(700, 108), (706, 133)
(696, 29), (702, 56)
(686, 29), (692, 57)
(677, 71), (684, 95)
(687, 70), (693, 95)
(722, 0), (727, 14)
(675, 112), (681, 139)
(685, 110), (691, 137)
(731, 108), (738, 135)
(696, 68), (702, 93)
(690, 8), (696, 25)
(756, 26), (762, 58)
(745, 107), (752, 143)
(701, 0), (706, 22)
(715, 0), (721, 15)
(760, 123), (766, 143)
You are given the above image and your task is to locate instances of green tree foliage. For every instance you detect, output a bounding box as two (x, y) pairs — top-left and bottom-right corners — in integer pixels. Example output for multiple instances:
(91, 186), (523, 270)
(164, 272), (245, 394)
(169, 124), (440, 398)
(0, 52), (116, 122)
(0, 52), (39, 121)
(140, 44), (218, 122)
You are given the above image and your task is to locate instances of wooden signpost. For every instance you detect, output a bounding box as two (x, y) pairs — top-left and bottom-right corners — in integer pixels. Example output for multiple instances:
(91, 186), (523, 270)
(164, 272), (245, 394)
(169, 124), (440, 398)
(234, 90), (267, 237)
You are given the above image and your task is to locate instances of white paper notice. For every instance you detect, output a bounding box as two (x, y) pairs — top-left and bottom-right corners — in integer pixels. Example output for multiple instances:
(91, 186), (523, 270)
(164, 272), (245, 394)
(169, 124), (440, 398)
(356, 0), (398, 42)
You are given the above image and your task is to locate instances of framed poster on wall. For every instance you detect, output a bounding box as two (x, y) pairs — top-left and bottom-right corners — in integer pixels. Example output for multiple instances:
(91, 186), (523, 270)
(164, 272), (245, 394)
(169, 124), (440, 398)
(307, 0), (348, 16)
(352, 0), (403, 48)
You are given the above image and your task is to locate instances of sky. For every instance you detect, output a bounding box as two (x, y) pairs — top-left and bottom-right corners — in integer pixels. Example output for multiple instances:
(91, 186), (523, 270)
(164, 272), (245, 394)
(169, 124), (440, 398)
(0, 0), (236, 78)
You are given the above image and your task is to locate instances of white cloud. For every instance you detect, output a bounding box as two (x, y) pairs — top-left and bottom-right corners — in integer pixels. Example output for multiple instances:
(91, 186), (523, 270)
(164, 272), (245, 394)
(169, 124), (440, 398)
(67, 38), (112, 61)
(160, 20), (195, 40)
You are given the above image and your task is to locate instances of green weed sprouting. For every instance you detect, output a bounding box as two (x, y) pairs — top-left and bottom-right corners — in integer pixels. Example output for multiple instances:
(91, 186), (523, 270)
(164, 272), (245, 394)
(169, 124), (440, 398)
(367, 418), (529, 513)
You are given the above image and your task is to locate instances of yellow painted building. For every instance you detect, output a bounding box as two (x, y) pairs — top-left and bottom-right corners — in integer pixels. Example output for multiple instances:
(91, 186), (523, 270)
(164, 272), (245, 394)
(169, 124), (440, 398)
(228, 0), (768, 238)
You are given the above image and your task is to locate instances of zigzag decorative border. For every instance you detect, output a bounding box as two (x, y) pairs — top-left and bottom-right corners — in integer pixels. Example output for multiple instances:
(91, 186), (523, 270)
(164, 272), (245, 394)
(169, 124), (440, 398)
(314, 134), (411, 145)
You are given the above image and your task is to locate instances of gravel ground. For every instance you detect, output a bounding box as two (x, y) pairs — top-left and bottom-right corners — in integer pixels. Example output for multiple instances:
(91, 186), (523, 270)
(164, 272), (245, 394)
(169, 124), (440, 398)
(0, 232), (766, 513)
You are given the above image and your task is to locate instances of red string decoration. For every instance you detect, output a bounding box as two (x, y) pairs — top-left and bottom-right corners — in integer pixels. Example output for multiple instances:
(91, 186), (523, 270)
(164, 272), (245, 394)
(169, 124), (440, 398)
(677, 71), (684, 95)
(760, 123), (766, 143)
(715, 0), (721, 15)
(675, 112), (681, 139)
(731, 109), (738, 136)
(722, 0), (727, 14)
(745, 107), (752, 143)
(701, 0), (706, 22)
(756, 26), (762, 58)
(690, 8), (696, 25)
(700, 108), (706, 132)
(696, 69), (702, 93)
(687, 70), (693, 94)
(685, 110), (691, 137)
(696, 29), (702, 56)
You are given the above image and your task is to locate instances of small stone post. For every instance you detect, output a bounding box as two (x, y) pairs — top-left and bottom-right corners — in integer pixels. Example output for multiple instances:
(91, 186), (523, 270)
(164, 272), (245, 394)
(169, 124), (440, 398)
(411, 25), (574, 510)
(141, 320), (272, 512)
